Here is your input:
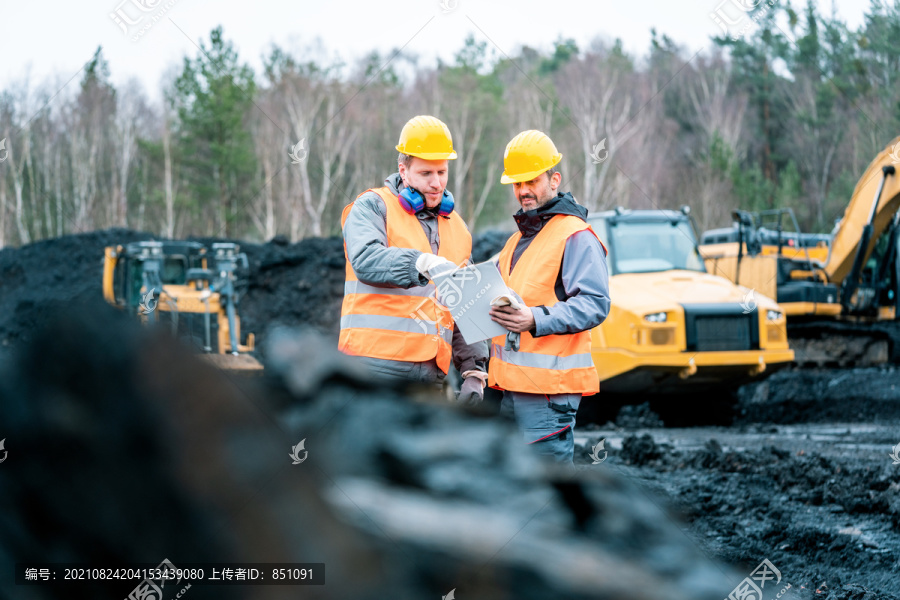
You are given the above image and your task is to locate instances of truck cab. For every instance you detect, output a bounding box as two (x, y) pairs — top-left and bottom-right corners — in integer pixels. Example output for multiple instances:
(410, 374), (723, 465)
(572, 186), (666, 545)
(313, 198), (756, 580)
(588, 207), (793, 393)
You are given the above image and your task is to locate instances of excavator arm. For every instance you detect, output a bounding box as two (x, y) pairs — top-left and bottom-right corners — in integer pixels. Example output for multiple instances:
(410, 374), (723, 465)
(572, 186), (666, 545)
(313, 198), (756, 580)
(824, 136), (900, 285)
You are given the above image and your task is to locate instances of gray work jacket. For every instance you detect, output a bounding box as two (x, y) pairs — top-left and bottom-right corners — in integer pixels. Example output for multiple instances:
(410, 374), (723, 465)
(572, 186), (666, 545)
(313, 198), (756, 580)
(342, 173), (489, 376)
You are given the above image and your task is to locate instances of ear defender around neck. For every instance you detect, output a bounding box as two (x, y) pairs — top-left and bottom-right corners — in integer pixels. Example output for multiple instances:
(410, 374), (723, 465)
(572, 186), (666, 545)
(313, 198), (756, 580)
(398, 187), (455, 216)
(437, 190), (454, 216)
(398, 186), (425, 213)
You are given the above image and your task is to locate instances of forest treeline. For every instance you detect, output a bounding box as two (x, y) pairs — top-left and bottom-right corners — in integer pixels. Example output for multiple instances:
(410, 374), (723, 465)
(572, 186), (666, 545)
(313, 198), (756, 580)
(1, 1), (899, 247)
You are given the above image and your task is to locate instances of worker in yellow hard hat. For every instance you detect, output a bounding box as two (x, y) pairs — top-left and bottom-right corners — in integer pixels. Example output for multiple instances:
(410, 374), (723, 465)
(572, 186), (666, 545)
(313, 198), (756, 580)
(338, 115), (488, 403)
(488, 130), (611, 464)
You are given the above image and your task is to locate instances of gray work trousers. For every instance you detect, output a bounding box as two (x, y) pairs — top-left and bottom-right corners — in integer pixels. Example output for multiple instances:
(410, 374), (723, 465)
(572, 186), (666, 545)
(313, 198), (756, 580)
(356, 356), (446, 386)
(500, 391), (582, 464)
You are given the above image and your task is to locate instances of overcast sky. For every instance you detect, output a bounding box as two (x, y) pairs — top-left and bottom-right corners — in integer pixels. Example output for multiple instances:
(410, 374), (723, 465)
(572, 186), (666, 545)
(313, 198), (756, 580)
(0, 0), (868, 103)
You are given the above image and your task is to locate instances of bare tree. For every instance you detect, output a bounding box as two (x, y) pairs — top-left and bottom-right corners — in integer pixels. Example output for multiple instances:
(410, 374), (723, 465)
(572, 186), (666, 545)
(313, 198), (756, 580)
(111, 80), (147, 228)
(161, 111), (177, 238)
(556, 50), (644, 210)
(683, 53), (748, 229)
(311, 83), (358, 236)
(1, 76), (37, 244)
(278, 69), (324, 240)
(783, 74), (843, 228)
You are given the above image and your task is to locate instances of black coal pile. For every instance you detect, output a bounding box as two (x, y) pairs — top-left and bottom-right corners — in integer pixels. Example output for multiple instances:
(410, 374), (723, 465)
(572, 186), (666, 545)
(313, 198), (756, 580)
(0, 229), (347, 363)
(609, 433), (900, 599)
(236, 235), (346, 343)
(615, 402), (665, 429)
(0, 304), (739, 600)
(0, 229), (511, 358)
(471, 229), (512, 263)
(737, 367), (900, 424)
(0, 228), (153, 349)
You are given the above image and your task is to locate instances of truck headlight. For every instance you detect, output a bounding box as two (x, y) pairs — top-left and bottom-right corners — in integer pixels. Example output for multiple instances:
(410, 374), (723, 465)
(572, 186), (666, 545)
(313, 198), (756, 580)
(644, 311), (667, 323)
(766, 309), (782, 321)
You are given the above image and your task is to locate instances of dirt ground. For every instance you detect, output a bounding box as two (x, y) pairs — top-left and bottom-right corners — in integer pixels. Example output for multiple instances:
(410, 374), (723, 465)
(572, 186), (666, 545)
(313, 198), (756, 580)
(575, 379), (900, 599)
(1, 229), (899, 597)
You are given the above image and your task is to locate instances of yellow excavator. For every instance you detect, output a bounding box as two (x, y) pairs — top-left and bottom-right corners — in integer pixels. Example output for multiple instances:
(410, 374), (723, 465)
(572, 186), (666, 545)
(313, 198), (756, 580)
(102, 240), (262, 373)
(700, 136), (900, 366)
(588, 207), (794, 392)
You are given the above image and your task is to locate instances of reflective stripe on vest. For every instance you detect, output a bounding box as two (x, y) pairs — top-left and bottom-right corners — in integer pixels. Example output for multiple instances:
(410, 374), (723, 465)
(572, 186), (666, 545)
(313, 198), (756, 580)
(488, 214), (601, 395)
(338, 186), (472, 373)
(344, 280), (436, 298)
(342, 314), (454, 344)
(491, 343), (594, 370)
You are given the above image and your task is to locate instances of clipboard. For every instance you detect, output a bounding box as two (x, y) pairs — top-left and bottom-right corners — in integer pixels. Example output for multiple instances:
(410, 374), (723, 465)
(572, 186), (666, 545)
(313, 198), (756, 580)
(431, 261), (512, 344)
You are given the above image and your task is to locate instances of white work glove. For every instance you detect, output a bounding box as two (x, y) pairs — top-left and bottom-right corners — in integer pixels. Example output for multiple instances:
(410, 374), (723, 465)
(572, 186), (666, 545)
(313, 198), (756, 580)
(416, 253), (457, 279)
(490, 289), (526, 311)
(491, 289), (525, 350)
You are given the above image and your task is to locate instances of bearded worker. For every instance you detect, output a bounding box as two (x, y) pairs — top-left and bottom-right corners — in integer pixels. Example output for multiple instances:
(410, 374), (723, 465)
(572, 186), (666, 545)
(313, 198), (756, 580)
(488, 130), (611, 463)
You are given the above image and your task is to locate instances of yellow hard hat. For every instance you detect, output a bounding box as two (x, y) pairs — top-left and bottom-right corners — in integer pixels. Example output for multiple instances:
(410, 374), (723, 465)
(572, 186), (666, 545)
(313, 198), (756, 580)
(500, 130), (562, 184)
(396, 115), (458, 160)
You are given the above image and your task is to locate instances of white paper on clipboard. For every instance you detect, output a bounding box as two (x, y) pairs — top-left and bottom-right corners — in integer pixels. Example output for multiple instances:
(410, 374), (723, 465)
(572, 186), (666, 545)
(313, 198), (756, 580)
(431, 261), (512, 344)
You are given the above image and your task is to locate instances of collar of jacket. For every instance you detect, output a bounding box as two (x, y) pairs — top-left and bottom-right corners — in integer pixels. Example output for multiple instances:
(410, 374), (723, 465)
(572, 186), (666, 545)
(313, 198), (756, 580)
(385, 172), (442, 219)
(513, 192), (588, 237)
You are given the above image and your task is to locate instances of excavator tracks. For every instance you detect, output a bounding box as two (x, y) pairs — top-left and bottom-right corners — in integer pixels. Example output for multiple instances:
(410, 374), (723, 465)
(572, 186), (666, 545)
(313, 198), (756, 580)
(788, 319), (900, 367)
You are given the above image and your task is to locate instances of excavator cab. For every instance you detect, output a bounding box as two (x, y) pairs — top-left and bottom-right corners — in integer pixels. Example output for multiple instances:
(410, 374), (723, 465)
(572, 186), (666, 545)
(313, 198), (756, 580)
(109, 241), (206, 310)
(701, 208), (841, 314)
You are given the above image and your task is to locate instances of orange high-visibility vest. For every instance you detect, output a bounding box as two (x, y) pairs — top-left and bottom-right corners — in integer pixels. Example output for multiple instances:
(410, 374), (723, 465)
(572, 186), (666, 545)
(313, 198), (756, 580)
(489, 215), (601, 395)
(338, 186), (472, 374)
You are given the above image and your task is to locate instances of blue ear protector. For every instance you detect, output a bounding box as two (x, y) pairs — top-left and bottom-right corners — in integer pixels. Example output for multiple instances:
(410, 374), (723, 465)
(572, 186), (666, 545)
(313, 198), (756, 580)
(398, 187), (455, 216)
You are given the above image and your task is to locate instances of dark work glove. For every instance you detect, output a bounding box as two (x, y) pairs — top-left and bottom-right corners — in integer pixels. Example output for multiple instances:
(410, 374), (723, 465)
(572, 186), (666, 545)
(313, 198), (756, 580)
(505, 331), (520, 351)
(456, 375), (485, 406)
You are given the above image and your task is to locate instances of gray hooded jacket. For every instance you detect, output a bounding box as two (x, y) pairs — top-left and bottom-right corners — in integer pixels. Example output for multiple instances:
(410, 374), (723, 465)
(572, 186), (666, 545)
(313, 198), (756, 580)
(507, 192), (611, 337)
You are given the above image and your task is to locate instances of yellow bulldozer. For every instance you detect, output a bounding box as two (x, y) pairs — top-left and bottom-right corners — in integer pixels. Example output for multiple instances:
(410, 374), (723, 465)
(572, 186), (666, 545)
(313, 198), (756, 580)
(700, 136), (900, 366)
(102, 240), (262, 373)
(588, 207), (794, 393)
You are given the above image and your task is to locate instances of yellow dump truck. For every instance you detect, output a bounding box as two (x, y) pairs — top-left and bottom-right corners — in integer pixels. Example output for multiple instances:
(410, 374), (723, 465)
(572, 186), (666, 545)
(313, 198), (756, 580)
(588, 207), (793, 392)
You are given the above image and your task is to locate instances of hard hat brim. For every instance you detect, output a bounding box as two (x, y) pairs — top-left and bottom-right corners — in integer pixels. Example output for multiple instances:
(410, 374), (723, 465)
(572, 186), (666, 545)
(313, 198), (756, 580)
(396, 145), (458, 160)
(500, 154), (563, 184)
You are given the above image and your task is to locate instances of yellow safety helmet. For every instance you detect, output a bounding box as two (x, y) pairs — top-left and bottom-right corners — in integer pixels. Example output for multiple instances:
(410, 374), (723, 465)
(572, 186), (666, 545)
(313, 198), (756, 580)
(396, 115), (458, 160)
(500, 130), (563, 184)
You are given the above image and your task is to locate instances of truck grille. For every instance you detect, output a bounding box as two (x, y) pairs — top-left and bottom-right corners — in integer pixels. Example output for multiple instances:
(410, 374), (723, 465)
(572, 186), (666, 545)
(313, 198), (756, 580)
(694, 315), (753, 351)
(682, 304), (759, 352)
